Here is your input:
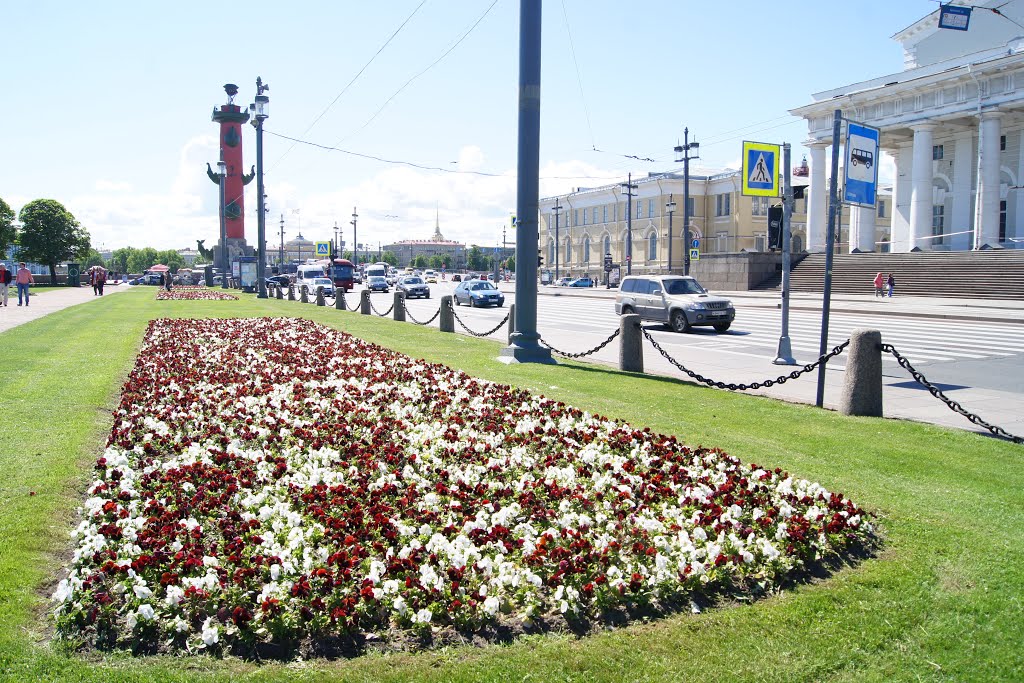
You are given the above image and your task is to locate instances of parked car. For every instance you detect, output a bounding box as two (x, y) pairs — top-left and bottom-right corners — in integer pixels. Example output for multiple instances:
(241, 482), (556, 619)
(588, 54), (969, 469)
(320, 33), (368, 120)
(301, 277), (335, 298)
(366, 275), (390, 293)
(555, 277), (573, 287)
(614, 275), (735, 333)
(397, 276), (430, 299)
(453, 280), (505, 307)
(266, 274), (290, 288)
(568, 277), (594, 288)
(451, 274), (462, 282)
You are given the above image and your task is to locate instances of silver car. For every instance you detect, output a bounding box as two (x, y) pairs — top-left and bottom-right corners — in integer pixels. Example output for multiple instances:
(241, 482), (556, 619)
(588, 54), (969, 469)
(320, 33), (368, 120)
(614, 275), (735, 333)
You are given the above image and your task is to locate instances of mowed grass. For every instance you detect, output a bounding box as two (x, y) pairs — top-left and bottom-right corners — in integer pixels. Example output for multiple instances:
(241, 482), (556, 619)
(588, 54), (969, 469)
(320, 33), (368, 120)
(1, 287), (1022, 682)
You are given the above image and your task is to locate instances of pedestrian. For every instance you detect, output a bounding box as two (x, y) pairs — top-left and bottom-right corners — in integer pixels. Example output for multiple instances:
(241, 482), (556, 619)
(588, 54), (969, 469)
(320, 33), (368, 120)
(0, 263), (10, 307)
(162, 272), (171, 292)
(16, 262), (34, 306)
(887, 272), (895, 298)
(89, 267), (99, 295)
(96, 267), (106, 296)
(873, 272), (884, 298)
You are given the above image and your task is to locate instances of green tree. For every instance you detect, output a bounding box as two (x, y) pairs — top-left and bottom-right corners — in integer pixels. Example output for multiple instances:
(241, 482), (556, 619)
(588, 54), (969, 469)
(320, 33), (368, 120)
(466, 245), (486, 271)
(380, 250), (398, 267)
(17, 199), (90, 284)
(126, 247), (159, 275)
(0, 197), (15, 258)
(412, 254), (430, 269)
(429, 254), (445, 270)
(109, 247), (136, 275)
(156, 249), (185, 274)
(506, 254), (515, 272)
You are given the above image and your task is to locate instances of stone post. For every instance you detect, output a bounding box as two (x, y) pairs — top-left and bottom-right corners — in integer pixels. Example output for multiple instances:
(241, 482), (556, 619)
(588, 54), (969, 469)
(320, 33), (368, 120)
(300, 287), (309, 304)
(507, 303), (517, 344)
(360, 289), (371, 315)
(394, 291), (406, 321)
(335, 290), (345, 310)
(287, 284), (295, 301)
(839, 329), (883, 417)
(440, 295), (455, 333)
(315, 287), (325, 307)
(276, 283), (283, 300)
(619, 313), (643, 373)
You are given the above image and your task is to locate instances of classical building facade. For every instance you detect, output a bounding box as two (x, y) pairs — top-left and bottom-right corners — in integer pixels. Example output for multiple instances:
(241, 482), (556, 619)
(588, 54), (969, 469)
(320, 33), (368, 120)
(539, 171), (891, 278)
(792, 0), (1024, 253)
(383, 219), (466, 269)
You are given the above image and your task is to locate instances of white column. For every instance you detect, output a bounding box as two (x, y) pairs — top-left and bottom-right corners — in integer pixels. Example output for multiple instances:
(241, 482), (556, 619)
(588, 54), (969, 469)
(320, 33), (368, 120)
(951, 133), (974, 251)
(975, 111), (1002, 248)
(851, 205), (877, 252)
(908, 123), (936, 252)
(806, 143), (828, 252)
(891, 148), (911, 251)
(1017, 130), (1024, 246)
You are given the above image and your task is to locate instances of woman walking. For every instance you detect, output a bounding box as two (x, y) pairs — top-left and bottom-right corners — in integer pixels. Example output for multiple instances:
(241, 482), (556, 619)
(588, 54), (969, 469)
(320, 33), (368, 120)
(886, 272), (895, 298)
(873, 272), (884, 298)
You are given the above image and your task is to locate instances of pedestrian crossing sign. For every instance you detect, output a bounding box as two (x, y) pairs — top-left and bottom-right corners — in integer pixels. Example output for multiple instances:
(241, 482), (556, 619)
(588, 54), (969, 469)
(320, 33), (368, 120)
(689, 248), (700, 261)
(742, 141), (780, 197)
(315, 241), (330, 256)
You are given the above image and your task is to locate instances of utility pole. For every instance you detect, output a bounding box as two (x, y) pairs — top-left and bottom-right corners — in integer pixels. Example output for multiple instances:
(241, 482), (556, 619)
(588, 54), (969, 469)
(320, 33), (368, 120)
(251, 76), (269, 299)
(622, 174), (637, 275)
(278, 213), (285, 267)
(774, 143), (796, 366)
(674, 128), (699, 276)
(816, 109), (843, 407)
(553, 199), (562, 282)
(665, 194), (676, 272)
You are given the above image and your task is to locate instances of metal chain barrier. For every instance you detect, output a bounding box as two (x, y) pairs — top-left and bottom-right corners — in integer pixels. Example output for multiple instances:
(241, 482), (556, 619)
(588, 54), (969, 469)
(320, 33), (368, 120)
(368, 296), (394, 317)
(405, 302), (443, 326)
(450, 300), (510, 338)
(641, 325), (850, 391)
(343, 292), (360, 312)
(880, 343), (1023, 444)
(540, 329), (621, 358)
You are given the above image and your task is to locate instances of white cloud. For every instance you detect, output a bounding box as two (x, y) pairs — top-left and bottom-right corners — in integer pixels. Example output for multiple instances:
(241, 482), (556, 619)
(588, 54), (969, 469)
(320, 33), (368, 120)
(94, 180), (133, 192)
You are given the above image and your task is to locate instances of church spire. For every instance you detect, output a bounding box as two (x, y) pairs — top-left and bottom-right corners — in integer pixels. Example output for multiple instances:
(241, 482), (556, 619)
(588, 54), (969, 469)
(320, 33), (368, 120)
(432, 203), (445, 242)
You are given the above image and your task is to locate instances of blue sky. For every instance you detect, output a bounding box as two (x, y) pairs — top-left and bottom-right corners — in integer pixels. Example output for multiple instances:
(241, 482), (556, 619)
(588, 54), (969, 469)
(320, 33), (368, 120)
(0, 1), (936, 252)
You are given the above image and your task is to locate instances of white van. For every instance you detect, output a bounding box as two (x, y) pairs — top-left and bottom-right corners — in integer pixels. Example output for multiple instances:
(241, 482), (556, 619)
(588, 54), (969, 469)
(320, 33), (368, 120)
(295, 264), (327, 290)
(365, 264), (387, 280)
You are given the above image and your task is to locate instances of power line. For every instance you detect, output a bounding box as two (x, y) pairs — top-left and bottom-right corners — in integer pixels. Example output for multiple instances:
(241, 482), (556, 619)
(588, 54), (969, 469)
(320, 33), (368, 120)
(333, 0), (500, 146)
(560, 0), (596, 151)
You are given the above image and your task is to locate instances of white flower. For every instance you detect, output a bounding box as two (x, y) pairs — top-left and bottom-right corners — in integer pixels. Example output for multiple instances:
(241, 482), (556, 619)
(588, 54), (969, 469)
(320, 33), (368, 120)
(483, 596), (500, 617)
(201, 618), (219, 646)
(137, 604), (156, 621)
(413, 608), (433, 624)
(53, 579), (73, 604)
(133, 584), (153, 600)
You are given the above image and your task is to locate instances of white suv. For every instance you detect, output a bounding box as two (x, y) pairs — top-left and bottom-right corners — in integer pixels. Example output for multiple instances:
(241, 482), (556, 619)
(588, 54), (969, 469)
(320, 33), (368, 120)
(614, 275), (735, 333)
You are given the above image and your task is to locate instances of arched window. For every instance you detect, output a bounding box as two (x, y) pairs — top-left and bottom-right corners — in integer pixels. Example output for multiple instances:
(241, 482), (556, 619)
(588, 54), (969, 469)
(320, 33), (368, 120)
(564, 238), (572, 264)
(548, 241), (554, 264)
(583, 237), (591, 264)
(648, 233), (657, 261)
(603, 235), (611, 259)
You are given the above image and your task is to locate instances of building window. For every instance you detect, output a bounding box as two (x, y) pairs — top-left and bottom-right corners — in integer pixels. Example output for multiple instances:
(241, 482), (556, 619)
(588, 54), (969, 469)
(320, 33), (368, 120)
(583, 237), (591, 263)
(751, 196), (769, 216)
(716, 230), (729, 252)
(1001, 135), (1007, 151)
(932, 144), (944, 160)
(877, 200), (886, 218)
(582, 209), (587, 226)
(603, 235), (611, 258)
(716, 193), (731, 217)
(592, 207), (598, 224)
(636, 201), (643, 219)
(754, 233), (766, 251)
(602, 205), (608, 223)
(564, 239), (571, 264)
(548, 241), (554, 264)
(574, 209), (579, 227)
(648, 233), (657, 261)
(648, 199), (655, 218)
(1000, 200), (1007, 242)
(932, 204), (944, 239)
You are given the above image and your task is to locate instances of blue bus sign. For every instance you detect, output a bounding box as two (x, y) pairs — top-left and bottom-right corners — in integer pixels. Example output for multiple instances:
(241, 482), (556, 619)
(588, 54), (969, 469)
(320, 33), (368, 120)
(844, 121), (880, 208)
(939, 5), (971, 31)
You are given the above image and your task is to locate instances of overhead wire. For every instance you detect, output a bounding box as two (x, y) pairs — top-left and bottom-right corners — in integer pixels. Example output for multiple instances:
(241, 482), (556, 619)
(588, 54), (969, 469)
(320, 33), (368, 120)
(560, 0), (596, 151)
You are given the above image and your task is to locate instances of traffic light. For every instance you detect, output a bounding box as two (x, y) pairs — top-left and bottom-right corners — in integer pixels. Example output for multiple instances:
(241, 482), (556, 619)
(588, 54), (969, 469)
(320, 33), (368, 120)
(538, 248), (543, 267)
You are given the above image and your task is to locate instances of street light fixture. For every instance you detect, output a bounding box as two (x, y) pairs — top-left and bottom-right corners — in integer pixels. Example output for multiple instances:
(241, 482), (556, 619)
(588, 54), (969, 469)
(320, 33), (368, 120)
(350, 208), (358, 268)
(552, 199), (562, 282)
(665, 195), (676, 273)
(674, 128), (699, 276)
(216, 156), (228, 289)
(249, 76), (269, 298)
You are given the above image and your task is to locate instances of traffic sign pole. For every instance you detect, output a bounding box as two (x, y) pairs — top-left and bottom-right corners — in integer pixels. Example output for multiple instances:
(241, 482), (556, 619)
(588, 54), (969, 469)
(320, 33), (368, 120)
(816, 110), (843, 407)
(774, 143), (796, 365)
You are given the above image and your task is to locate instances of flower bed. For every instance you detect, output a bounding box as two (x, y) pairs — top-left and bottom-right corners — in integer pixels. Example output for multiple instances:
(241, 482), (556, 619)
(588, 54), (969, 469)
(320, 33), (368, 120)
(156, 286), (238, 301)
(54, 317), (873, 655)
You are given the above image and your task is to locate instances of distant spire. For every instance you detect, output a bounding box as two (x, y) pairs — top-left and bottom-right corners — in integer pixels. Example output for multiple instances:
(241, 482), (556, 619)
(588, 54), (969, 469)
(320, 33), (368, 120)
(432, 203), (445, 242)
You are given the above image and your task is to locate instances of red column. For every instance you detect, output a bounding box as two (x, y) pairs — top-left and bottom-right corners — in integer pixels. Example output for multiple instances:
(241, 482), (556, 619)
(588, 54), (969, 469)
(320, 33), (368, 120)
(213, 104), (250, 240)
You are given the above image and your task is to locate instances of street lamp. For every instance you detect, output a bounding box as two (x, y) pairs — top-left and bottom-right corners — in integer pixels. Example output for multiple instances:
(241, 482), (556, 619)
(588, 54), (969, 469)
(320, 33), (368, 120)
(350, 208), (358, 268)
(665, 195), (676, 273)
(249, 76), (269, 298)
(552, 199), (562, 282)
(621, 173), (637, 275)
(674, 128), (699, 276)
(217, 156), (228, 289)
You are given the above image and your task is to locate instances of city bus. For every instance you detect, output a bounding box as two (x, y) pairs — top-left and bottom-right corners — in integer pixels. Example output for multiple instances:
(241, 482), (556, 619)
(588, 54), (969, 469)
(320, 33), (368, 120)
(329, 258), (356, 291)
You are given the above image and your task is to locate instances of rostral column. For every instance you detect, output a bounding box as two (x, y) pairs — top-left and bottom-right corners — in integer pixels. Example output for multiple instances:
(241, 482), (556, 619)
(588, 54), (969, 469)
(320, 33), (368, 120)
(207, 84), (254, 255)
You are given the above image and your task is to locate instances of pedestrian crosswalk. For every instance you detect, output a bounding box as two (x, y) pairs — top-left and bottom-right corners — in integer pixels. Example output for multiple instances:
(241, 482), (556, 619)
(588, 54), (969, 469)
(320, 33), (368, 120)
(405, 295), (1024, 366)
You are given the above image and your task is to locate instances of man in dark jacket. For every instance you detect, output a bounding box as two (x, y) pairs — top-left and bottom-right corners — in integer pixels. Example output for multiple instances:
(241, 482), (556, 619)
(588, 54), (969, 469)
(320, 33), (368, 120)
(0, 263), (11, 306)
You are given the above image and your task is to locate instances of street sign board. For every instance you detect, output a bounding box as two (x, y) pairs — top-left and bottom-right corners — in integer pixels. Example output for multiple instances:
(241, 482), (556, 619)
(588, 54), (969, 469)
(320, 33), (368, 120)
(844, 121), (880, 208)
(315, 241), (330, 256)
(691, 238), (699, 249)
(939, 4), (971, 31)
(742, 141), (780, 197)
(689, 248), (700, 262)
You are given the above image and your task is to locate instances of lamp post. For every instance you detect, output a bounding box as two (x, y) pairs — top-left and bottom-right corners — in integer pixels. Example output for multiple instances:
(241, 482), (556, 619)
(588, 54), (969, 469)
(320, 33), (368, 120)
(665, 194), (676, 273)
(674, 128), (699, 276)
(217, 156), (228, 289)
(250, 76), (269, 298)
(333, 221), (340, 260)
(278, 214), (285, 266)
(622, 174), (637, 275)
(350, 207), (358, 268)
(552, 199), (562, 282)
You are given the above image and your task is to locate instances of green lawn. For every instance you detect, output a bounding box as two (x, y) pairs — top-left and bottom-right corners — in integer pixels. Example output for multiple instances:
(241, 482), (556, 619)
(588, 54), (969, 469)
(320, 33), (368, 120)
(1, 288), (1021, 682)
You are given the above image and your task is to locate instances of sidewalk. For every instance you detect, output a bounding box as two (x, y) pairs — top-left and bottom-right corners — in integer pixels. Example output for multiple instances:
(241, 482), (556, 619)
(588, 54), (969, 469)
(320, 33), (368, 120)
(0, 284), (132, 334)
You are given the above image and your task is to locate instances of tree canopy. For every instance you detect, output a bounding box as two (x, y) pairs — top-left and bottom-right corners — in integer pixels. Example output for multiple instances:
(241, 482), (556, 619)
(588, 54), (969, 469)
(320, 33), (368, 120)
(0, 197), (15, 258)
(17, 199), (90, 283)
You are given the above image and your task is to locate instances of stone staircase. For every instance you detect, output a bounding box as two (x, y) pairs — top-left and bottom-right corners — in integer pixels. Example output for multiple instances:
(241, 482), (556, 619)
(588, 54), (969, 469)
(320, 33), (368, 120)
(752, 250), (1024, 300)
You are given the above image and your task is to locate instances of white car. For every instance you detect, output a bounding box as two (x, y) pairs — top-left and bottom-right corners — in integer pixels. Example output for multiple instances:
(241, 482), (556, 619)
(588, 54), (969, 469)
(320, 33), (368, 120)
(301, 277), (335, 299)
